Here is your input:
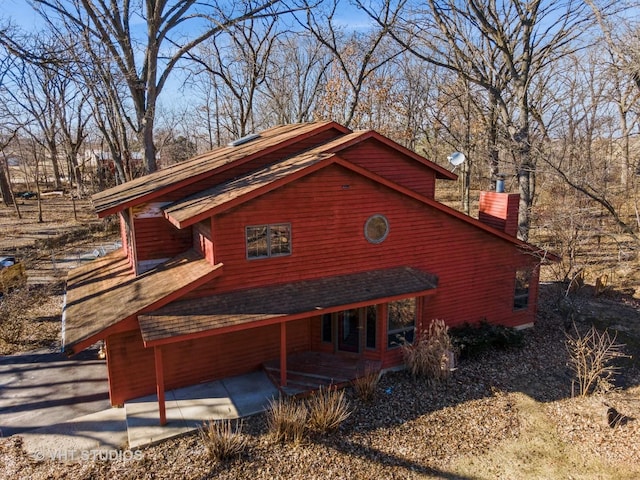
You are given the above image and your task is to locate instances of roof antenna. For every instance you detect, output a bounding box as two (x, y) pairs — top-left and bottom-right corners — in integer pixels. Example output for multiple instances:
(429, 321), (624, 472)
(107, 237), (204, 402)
(447, 151), (466, 172)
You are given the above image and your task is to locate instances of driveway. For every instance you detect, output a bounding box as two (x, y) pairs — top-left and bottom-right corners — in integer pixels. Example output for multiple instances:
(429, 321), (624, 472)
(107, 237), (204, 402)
(0, 347), (109, 438)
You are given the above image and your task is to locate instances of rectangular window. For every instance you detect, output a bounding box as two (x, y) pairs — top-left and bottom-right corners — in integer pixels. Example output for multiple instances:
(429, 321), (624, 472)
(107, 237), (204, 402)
(366, 305), (377, 349)
(514, 269), (531, 310)
(246, 223), (291, 259)
(387, 298), (416, 348)
(321, 313), (332, 343)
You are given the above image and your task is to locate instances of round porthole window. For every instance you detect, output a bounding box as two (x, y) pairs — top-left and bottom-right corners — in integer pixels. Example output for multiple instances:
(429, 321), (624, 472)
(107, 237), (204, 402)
(365, 214), (389, 244)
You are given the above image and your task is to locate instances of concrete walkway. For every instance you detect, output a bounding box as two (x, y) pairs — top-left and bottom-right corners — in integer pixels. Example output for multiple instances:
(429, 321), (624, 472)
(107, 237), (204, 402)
(18, 371), (279, 459)
(125, 371), (279, 449)
(0, 349), (110, 437)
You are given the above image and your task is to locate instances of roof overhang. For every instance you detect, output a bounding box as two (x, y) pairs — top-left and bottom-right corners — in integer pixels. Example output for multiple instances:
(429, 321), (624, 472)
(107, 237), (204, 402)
(91, 122), (350, 217)
(138, 266), (438, 347)
(62, 249), (224, 355)
(163, 151), (334, 228)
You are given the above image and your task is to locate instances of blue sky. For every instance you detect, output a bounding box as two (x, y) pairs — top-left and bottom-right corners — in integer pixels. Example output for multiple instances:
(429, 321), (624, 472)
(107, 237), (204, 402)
(5, 0), (47, 29)
(4, 0), (375, 31)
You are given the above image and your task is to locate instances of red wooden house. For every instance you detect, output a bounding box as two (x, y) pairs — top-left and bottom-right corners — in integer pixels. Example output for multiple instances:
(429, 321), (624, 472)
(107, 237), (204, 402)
(62, 121), (551, 423)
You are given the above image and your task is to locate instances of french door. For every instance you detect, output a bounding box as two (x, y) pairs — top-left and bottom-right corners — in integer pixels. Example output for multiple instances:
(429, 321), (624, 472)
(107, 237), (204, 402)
(337, 309), (360, 353)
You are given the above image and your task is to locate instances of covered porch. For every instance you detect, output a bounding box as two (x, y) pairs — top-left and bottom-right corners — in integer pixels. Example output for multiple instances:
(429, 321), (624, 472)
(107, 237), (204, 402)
(138, 266), (438, 424)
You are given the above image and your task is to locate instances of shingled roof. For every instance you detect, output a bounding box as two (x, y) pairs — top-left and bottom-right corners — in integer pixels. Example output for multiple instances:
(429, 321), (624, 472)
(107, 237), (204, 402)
(137, 267), (439, 346)
(91, 122), (349, 216)
(62, 249), (223, 354)
(91, 123), (457, 218)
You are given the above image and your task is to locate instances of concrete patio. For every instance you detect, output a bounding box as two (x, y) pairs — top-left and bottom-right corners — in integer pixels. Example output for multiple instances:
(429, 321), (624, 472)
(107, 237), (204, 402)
(18, 370), (279, 459)
(125, 370), (278, 449)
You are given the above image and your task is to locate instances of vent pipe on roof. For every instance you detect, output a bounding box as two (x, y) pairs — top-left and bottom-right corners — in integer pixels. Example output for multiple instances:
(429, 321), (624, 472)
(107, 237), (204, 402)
(228, 133), (260, 147)
(496, 173), (505, 193)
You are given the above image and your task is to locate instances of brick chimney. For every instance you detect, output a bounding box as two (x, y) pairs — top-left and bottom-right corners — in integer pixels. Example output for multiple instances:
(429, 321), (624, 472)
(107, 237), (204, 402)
(478, 191), (520, 237)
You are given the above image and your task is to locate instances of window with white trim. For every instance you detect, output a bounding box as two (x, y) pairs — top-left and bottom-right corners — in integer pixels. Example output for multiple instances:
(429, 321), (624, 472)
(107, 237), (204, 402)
(246, 223), (291, 259)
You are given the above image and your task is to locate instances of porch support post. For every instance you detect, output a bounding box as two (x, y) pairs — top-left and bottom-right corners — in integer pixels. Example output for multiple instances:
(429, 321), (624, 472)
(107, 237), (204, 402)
(154, 346), (167, 426)
(280, 321), (287, 387)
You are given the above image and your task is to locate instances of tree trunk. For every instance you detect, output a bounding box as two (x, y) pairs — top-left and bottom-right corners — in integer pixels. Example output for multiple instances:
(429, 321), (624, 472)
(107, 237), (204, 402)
(48, 144), (63, 190)
(0, 157), (13, 206)
(143, 124), (157, 174)
(619, 110), (630, 188)
(517, 163), (532, 242)
(487, 93), (500, 190)
(68, 152), (83, 197)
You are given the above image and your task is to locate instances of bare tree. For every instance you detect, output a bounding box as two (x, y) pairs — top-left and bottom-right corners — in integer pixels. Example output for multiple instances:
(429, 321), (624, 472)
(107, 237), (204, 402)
(388, 54), (440, 151)
(301, 0), (404, 129)
(0, 39), (20, 207)
(540, 50), (639, 244)
(187, 15), (282, 140)
(0, 129), (19, 208)
(2, 0), (296, 175)
(262, 32), (333, 124)
(74, 38), (135, 185)
(4, 40), (66, 190)
(53, 66), (91, 197)
(360, 0), (601, 240)
(584, 0), (640, 94)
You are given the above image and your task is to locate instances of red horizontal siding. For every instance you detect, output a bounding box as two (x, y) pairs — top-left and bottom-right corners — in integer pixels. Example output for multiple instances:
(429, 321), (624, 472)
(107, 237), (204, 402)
(341, 140), (437, 199)
(106, 329), (156, 405)
(193, 220), (214, 263)
(133, 217), (192, 261)
(106, 319), (311, 405)
(200, 164), (538, 334)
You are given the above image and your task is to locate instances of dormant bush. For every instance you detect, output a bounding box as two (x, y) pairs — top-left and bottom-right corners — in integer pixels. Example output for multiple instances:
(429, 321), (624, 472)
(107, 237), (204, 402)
(566, 323), (629, 396)
(352, 368), (380, 402)
(266, 396), (308, 444)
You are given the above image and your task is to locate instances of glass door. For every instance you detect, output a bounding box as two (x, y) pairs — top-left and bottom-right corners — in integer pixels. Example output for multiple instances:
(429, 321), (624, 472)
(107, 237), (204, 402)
(337, 308), (360, 353)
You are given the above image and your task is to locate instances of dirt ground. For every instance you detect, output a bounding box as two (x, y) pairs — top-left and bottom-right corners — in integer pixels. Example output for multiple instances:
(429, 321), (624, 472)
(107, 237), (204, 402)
(0, 195), (102, 252)
(1, 195), (639, 479)
(0, 196), (118, 285)
(0, 196), (117, 355)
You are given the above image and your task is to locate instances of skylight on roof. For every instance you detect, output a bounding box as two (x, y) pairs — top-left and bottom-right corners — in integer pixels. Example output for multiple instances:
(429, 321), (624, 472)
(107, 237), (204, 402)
(228, 133), (260, 147)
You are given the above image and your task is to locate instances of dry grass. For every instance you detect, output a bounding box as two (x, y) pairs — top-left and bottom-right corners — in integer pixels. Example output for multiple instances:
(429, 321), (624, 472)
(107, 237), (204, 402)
(198, 419), (247, 463)
(266, 396), (307, 444)
(0, 284), (62, 353)
(266, 386), (352, 443)
(306, 385), (352, 433)
(453, 392), (634, 480)
(352, 368), (380, 402)
(0, 289), (27, 343)
(402, 318), (454, 383)
(0, 197), (102, 253)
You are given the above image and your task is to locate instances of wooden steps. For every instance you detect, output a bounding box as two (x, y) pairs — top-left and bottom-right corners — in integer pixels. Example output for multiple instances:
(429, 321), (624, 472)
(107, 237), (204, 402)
(263, 351), (381, 397)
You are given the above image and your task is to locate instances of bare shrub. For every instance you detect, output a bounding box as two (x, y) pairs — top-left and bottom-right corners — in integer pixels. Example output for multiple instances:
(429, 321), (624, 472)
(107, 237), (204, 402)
(198, 419), (247, 463)
(306, 385), (352, 433)
(566, 323), (630, 396)
(352, 368), (380, 402)
(402, 319), (454, 384)
(266, 396), (307, 444)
